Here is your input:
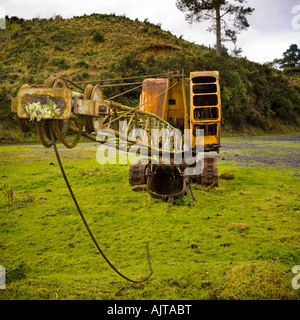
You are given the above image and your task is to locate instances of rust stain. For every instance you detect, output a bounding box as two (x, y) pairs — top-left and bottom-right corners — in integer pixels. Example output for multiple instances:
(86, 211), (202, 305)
(16, 88), (73, 119)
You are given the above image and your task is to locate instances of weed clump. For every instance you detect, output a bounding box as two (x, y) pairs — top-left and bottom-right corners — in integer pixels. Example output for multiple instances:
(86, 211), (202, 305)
(6, 260), (26, 284)
(1, 184), (34, 208)
(3, 183), (14, 205)
(173, 195), (193, 206)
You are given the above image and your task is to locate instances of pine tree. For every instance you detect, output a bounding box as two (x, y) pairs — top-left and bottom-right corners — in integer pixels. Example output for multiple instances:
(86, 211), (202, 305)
(176, 0), (254, 56)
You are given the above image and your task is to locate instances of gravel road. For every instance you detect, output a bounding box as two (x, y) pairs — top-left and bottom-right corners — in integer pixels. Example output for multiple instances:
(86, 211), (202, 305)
(218, 134), (300, 170)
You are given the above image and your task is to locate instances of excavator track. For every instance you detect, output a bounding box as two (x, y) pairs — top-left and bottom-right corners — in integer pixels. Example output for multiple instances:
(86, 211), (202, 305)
(190, 157), (218, 187)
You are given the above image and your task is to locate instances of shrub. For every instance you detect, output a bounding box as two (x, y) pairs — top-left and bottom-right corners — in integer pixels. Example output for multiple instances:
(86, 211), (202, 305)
(81, 70), (89, 79)
(51, 58), (69, 69)
(74, 60), (89, 69)
(92, 31), (105, 43)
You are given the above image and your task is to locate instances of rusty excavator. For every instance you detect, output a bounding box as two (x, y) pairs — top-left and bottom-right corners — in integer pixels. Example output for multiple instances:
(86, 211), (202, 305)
(11, 70), (221, 282)
(12, 70), (221, 200)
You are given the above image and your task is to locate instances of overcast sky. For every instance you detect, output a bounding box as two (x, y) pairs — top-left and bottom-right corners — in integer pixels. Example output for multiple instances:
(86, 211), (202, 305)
(1, 0), (300, 64)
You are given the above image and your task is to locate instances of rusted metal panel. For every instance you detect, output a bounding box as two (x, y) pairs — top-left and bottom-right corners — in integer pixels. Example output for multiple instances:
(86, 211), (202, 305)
(139, 79), (167, 118)
(16, 88), (73, 119)
(73, 98), (109, 116)
(74, 98), (96, 116)
(164, 78), (185, 129)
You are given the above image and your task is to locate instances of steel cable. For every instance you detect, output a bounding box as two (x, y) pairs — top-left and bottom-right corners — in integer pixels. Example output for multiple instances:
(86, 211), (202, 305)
(105, 71), (171, 101)
(48, 120), (153, 283)
(73, 71), (177, 84)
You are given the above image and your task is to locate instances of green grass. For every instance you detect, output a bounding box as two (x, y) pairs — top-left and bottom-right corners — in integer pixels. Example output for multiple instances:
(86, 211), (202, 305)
(0, 140), (300, 300)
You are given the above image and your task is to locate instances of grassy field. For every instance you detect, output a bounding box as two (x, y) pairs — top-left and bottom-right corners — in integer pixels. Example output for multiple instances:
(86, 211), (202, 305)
(0, 135), (300, 300)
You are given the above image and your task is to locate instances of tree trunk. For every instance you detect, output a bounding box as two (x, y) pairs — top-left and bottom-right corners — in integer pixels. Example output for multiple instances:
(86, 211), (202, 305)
(215, 3), (222, 56)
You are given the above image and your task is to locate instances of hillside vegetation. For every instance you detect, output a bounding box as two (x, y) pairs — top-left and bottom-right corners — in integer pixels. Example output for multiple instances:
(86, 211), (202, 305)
(0, 13), (300, 142)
